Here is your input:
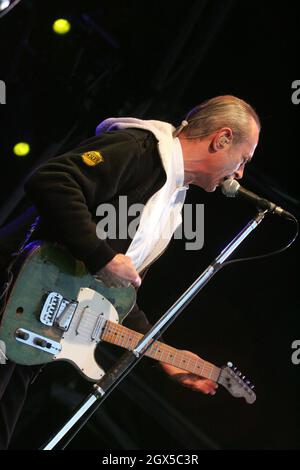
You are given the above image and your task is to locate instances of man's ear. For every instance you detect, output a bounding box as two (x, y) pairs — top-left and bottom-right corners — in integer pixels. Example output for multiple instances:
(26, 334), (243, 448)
(212, 128), (233, 151)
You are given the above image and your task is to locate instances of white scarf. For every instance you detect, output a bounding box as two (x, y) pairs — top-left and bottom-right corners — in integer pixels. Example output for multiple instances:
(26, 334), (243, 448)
(96, 118), (188, 272)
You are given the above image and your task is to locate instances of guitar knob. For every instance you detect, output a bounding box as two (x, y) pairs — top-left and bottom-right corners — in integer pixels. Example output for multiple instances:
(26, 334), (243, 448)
(15, 330), (29, 341)
(33, 337), (48, 348)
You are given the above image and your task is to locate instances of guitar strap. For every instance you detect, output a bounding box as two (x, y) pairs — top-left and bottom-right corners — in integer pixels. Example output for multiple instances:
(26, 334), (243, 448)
(11, 215), (41, 257)
(0, 216), (40, 322)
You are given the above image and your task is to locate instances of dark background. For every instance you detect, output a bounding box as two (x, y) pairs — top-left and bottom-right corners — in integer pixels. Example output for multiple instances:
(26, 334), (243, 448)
(0, 0), (299, 450)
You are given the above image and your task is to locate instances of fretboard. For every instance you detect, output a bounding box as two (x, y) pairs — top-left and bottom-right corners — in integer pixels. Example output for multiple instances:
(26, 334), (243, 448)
(101, 320), (220, 382)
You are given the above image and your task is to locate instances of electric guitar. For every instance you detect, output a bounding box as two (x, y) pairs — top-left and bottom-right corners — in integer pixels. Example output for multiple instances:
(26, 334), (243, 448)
(0, 241), (256, 404)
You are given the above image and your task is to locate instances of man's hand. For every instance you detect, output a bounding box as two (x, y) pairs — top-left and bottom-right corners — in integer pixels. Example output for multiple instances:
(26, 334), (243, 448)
(97, 254), (141, 288)
(159, 350), (218, 395)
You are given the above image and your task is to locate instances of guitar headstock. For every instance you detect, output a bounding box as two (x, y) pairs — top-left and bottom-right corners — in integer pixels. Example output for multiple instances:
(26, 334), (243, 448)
(218, 362), (256, 404)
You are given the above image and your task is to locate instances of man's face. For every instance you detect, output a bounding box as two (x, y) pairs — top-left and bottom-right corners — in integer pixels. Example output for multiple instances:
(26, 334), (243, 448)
(194, 119), (260, 192)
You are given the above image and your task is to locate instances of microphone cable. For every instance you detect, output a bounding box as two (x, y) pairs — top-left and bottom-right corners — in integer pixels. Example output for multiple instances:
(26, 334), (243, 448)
(221, 211), (298, 268)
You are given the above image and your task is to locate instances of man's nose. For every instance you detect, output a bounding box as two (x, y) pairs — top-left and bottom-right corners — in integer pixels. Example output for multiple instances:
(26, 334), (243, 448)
(234, 167), (244, 180)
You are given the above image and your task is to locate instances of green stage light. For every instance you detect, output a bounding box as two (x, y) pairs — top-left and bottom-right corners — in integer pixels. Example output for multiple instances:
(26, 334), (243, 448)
(13, 142), (30, 156)
(53, 18), (71, 35)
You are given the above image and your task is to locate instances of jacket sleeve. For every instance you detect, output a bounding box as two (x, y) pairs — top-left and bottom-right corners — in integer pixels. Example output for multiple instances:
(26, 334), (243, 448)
(24, 131), (146, 273)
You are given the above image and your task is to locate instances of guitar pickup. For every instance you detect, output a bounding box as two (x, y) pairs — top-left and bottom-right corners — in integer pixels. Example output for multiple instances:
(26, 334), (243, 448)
(54, 300), (78, 331)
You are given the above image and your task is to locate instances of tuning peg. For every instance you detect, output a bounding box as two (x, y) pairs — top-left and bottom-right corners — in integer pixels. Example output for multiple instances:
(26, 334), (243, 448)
(237, 371), (242, 376)
(246, 380), (251, 385)
(250, 384), (255, 389)
(233, 366), (238, 372)
(227, 361), (233, 368)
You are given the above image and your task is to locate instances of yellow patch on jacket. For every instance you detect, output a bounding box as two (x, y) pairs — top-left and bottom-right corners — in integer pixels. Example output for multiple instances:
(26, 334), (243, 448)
(81, 151), (104, 166)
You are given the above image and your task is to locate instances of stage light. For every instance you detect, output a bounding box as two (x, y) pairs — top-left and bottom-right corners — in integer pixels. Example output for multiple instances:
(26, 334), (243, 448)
(52, 18), (71, 35)
(13, 142), (30, 157)
(0, 0), (22, 19)
(0, 1), (10, 11)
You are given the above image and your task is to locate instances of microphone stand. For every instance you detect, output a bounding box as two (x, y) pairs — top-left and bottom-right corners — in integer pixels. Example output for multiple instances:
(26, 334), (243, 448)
(42, 210), (267, 450)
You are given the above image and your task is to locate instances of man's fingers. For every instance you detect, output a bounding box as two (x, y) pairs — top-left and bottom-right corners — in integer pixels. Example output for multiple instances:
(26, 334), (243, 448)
(180, 377), (218, 395)
(101, 254), (141, 287)
(122, 256), (141, 285)
(133, 275), (141, 287)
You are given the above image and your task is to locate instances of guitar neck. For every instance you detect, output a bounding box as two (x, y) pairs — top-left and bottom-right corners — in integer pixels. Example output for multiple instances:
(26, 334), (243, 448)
(101, 320), (221, 382)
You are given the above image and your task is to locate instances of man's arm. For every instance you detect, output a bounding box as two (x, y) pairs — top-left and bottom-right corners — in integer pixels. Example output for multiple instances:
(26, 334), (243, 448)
(25, 132), (146, 274)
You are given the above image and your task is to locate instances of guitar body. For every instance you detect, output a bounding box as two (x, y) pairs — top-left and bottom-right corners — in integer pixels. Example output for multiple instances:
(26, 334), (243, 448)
(0, 241), (136, 380)
(0, 241), (256, 403)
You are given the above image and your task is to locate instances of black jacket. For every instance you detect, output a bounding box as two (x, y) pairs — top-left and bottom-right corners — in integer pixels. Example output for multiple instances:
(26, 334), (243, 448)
(25, 128), (167, 273)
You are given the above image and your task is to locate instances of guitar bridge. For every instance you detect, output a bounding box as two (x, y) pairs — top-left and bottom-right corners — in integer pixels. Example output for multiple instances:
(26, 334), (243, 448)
(40, 291), (78, 331)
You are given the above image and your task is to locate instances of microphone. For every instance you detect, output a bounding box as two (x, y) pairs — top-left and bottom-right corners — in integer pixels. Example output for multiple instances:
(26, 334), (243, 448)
(221, 179), (295, 220)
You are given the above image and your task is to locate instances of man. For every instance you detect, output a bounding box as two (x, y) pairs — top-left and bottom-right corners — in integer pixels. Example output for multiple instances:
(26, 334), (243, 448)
(0, 95), (260, 448)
